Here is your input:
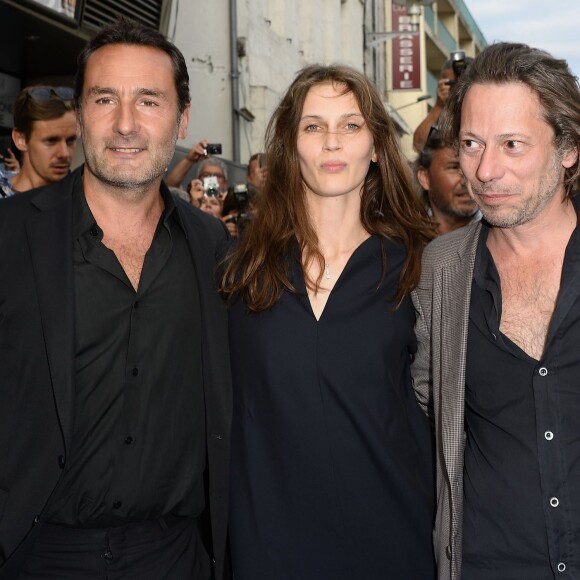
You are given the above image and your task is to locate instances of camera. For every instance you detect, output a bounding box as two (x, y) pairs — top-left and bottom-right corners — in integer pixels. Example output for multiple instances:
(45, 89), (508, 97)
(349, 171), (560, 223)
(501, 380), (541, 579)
(205, 143), (222, 155)
(224, 183), (255, 234)
(233, 183), (249, 212)
(450, 50), (467, 81)
(203, 176), (220, 198)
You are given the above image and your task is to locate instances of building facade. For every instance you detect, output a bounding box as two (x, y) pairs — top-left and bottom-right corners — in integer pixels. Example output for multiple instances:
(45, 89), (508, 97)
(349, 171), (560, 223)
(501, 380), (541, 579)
(0, 0), (486, 176)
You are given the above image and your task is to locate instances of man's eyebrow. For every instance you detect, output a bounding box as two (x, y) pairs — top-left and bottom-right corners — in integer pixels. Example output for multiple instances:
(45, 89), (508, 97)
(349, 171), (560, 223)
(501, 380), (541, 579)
(86, 86), (116, 97)
(135, 88), (169, 100)
(459, 130), (530, 140)
(86, 86), (169, 100)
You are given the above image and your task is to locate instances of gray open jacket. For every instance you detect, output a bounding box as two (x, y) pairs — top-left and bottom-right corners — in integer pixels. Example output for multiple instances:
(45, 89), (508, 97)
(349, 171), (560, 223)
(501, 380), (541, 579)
(411, 221), (482, 580)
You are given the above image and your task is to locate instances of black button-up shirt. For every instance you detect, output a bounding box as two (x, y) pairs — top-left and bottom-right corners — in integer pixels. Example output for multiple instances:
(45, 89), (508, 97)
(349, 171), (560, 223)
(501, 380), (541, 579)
(463, 204), (580, 579)
(46, 179), (205, 527)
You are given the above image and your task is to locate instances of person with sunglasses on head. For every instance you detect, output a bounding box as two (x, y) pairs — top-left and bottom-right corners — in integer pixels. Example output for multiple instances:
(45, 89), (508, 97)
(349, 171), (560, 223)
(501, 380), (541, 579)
(1, 85), (78, 197)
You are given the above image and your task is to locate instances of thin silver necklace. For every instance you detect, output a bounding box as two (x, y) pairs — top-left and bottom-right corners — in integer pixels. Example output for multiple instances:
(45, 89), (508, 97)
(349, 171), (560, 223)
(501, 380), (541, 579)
(323, 233), (369, 280)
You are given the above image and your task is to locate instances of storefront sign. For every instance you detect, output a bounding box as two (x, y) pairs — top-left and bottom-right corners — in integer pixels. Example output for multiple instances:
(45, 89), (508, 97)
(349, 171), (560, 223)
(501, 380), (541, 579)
(391, 4), (421, 90)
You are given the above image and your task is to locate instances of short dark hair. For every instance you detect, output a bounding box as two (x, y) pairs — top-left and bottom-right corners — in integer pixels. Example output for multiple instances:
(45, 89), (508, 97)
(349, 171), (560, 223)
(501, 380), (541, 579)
(13, 86), (75, 139)
(417, 125), (446, 171)
(440, 42), (580, 197)
(75, 16), (190, 115)
(415, 125), (450, 205)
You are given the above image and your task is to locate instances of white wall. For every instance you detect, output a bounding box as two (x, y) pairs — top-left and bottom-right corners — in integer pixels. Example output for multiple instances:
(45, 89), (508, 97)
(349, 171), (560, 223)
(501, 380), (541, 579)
(167, 0), (365, 166)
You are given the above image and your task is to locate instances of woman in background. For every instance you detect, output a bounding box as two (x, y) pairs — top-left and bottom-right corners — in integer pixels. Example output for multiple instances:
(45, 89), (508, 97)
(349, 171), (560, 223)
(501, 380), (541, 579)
(221, 64), (437, 579)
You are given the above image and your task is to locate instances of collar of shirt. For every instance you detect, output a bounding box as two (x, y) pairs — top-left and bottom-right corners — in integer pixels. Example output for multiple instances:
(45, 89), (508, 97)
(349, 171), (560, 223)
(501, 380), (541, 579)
(72, 169), (186, 242)
(473, 196), (580, 324)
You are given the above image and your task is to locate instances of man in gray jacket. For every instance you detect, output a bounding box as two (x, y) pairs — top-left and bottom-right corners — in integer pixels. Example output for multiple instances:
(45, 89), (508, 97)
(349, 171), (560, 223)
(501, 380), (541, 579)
(412, 42), (580, 579)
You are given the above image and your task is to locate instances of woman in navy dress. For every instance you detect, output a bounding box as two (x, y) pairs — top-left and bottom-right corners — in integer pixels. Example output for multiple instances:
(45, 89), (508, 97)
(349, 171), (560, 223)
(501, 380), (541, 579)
(221, 64), (437, 579)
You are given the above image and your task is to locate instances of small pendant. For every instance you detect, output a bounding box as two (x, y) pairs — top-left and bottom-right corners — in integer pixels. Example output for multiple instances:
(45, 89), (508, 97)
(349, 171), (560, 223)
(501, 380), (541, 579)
(325, 264), (331, 279)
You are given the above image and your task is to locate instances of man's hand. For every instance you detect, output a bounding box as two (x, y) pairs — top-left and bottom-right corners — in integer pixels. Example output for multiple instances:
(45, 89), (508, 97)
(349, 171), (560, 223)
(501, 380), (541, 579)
(0, 148), (20, 173)
(186, 140), (209, 163)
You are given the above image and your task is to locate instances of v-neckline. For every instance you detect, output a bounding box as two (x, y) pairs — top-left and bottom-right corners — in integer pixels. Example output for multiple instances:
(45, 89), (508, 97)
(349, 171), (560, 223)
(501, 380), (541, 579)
(302, 236), (374, 322)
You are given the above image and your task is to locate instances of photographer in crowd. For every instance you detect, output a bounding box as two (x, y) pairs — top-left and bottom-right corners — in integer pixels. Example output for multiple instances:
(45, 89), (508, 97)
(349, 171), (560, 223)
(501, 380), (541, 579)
(412, 51), (472, 153)
(166, 139), (213, 187)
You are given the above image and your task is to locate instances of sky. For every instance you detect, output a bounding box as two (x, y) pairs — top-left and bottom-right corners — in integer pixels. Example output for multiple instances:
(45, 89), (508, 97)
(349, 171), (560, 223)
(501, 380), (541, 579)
(462, 0), (580, 79)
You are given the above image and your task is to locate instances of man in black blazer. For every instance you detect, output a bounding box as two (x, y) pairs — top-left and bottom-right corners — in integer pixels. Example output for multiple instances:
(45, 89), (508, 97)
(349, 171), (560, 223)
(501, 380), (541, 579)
(0, 17), (231, 580)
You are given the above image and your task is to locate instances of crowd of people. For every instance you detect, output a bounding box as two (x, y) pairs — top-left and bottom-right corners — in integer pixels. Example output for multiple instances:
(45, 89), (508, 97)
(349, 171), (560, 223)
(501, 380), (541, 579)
(1, 14), (580, 580)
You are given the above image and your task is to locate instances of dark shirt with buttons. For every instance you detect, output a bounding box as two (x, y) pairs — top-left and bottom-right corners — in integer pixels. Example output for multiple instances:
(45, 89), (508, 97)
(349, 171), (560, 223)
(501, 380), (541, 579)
(45, 179), (205, 527)
(462, 208), (580, 579)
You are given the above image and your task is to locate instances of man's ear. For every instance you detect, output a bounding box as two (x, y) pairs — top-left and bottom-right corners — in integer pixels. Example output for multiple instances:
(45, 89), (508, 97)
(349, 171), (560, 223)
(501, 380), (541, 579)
(12, 128), (28, 153)
(562, 146), (578, 170)
(417, 167), (430, 192)
(178, 103), (190, 141)
(76, 109), (82, 138)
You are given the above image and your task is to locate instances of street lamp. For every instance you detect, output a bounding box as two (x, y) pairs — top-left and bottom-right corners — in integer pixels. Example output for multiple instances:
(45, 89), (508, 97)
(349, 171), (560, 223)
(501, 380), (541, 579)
(365, 30), (419, 48)
(365, 0), (427, 49)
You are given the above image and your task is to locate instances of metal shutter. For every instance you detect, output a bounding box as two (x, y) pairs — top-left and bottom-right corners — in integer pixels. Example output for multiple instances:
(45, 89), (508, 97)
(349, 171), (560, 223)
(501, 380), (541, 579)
(80, 0), (162, 32)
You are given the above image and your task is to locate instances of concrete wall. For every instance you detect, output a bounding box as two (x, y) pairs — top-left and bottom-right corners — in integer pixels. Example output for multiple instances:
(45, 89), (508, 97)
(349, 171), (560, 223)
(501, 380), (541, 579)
(167, 0), (365, 168)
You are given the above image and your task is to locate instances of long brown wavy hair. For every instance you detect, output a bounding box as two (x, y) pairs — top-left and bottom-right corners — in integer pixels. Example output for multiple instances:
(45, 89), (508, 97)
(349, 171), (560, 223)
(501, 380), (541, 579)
(220, 64), (435, 312)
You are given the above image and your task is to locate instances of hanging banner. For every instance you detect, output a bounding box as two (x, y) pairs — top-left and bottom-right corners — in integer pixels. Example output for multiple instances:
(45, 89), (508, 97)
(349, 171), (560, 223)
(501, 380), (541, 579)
(391, 4), (421, 90)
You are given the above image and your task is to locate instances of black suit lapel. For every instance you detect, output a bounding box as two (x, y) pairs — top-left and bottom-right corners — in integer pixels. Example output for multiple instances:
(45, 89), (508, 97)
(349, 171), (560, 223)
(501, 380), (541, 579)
(25, 176), (77, 449)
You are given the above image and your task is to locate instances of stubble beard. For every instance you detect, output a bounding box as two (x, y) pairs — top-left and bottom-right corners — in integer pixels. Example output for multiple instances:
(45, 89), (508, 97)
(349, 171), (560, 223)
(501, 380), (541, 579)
(437, 198), (478, 220)
(470, 153), (563, 229)
(79, 114), (181, 200)
(431, 189), (478, 221)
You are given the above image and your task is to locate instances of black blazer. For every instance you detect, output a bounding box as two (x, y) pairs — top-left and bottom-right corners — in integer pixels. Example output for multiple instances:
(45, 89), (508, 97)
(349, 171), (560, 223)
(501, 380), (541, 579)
(0, 168), (232, 579)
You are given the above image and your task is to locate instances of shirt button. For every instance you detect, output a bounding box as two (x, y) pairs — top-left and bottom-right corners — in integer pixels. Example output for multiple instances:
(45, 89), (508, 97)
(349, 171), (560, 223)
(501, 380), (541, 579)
(113, 501), (122, 509)
(132, 367), (139, 376)
(550, 497), (559, 507)
(558, 562), (566, 572)
(134, 301), (139, 309)
(539, 367), (548, 376)
(545, 431), (554, 440)
(89, 227), (99, 237)
(125, 436), (134, 445)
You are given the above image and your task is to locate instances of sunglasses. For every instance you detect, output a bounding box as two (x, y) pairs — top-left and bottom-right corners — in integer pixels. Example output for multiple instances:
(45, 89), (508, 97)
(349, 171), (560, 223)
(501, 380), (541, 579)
(425, 124), (441, 146)
(25, 86), (75, 102)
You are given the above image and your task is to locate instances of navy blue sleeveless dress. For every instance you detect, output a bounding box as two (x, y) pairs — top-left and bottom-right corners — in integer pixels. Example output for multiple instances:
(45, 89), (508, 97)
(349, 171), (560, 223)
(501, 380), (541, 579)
(228, 236), (436, 579)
